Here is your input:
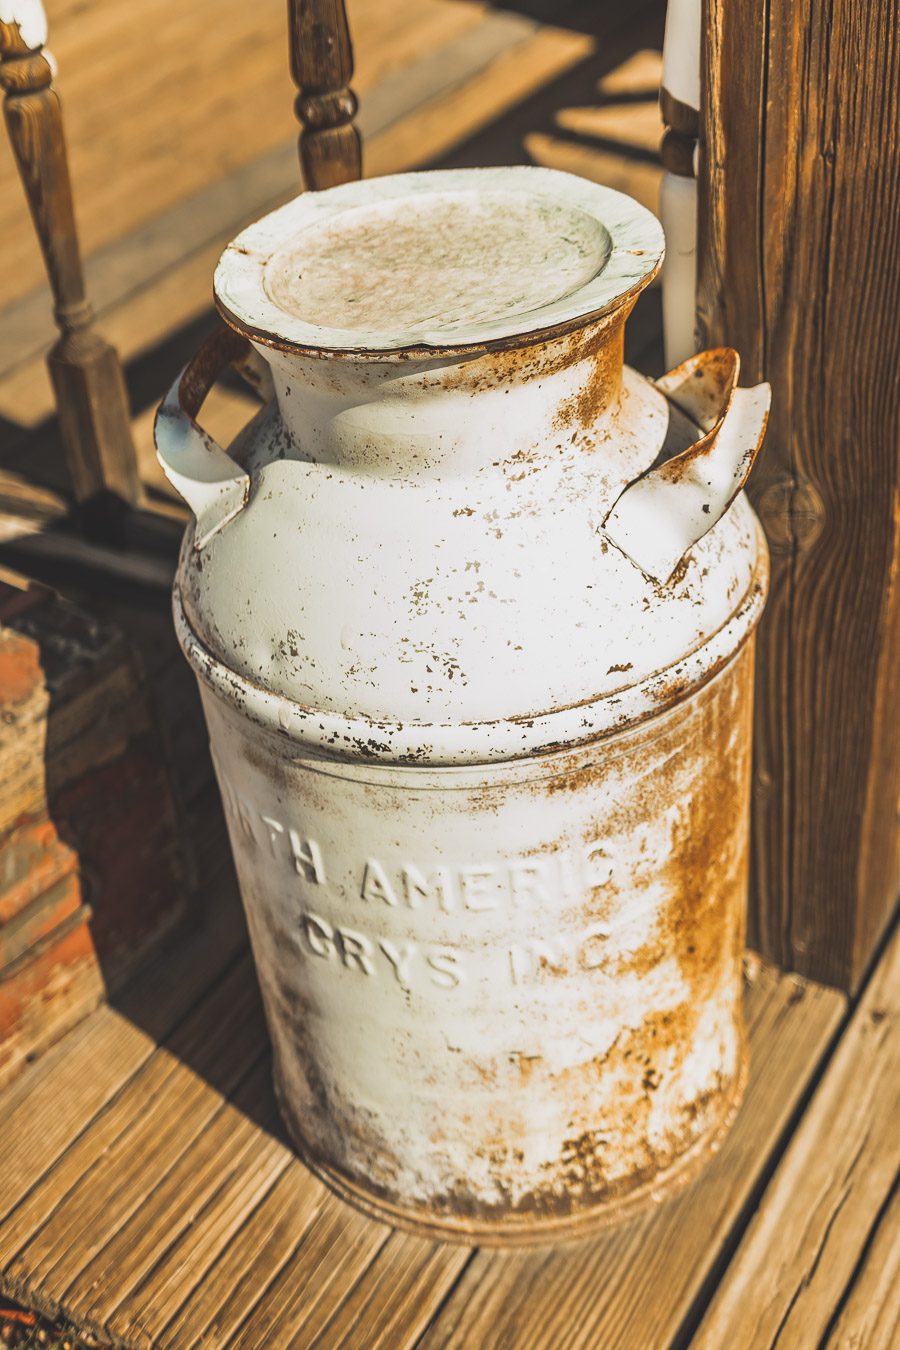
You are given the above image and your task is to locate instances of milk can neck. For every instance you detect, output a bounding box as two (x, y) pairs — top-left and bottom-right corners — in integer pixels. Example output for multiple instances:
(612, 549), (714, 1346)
(260, 314), (626, 475)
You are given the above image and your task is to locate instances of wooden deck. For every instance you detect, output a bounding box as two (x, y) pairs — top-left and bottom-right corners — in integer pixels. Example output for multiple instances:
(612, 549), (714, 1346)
(0, 788), (896, 1348)
(0, 567), (896, 1347)
(0, 0), (667, 508)
(1, 1), (898, 1345)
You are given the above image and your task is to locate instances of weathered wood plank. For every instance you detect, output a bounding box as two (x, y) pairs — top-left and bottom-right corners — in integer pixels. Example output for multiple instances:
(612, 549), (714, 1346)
(314, 1230), (472, 1350)
(555, 99), (662, 155)
(366, 24), (593, 180)
(0, 9), (555, 437)
(153, 1166), (328, 1348)
(697, 0), (900, 991)
(419, 963), (845, 1350)
(524, 132), (661, 214)
(0, 810), (247, 1230)
(1, 955), (265, 1313)
(231, 1198), (391, 1348)
(106, 1146), (300, 1348)
(0, 0), (491, 311)
(67, 1059), (285, 1335)
(825, 1180), (899, 1350)
(694, 929), (900, 1349)
(595, 47), (663, 97)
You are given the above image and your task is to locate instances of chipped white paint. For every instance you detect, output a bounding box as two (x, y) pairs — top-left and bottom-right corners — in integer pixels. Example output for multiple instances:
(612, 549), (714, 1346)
(157, 167), (770, 1241)
(155, 385), (250, 550)
(604, 350), (770, 582)
(0, 0), (48, 49)
(215, 167), (664, 351)
(202, 678), (754, 1240)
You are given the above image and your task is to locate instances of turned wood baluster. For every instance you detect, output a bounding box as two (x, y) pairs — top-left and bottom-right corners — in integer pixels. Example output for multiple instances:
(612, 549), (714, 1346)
(0, 2), (141, 514)
(288, 0), (361, 190)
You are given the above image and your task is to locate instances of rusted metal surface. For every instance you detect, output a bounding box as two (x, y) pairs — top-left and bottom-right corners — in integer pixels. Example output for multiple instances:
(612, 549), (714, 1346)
(201, 639), (758, 1242)
(157, 166), (770, 1241)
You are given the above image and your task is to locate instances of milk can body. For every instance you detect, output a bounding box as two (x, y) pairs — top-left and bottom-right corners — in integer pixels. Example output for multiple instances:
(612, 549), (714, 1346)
(157, 167), (771, 1242)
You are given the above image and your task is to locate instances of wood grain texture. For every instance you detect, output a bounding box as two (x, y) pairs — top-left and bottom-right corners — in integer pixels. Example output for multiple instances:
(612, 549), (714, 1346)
(694, 927), (900, 1349)
(416, 962), (845, 1350)
(0, 10), (140, 506)
(697, 0), (900, 991)
(230, 1199), (391, 1348)
(153, 1166), (328, 1347)
(289, 0), (361, 189)
(0, 1), (490, 312)
(0, 807), (246, 1233)
(0, 954), (847, 1349)
(0, 955), (265, 1310)
(314, 1230), (471, 1350)
(825, 1179), (900, 1350)
(0, 8), (576, 437)
(65, 1059), (285, 1335)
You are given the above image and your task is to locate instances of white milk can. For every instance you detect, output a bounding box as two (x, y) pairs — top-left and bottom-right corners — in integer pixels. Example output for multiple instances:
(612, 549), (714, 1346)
(156, 167), (770, 1244)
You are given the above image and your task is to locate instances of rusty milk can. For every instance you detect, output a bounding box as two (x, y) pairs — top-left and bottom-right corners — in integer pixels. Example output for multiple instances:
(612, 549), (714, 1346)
(155, 167), (770, 1244)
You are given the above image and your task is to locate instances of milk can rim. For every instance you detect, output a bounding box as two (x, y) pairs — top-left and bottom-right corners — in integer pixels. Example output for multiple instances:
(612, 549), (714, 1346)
(212, 167), (665, 360)
(173, 522), (768, 767)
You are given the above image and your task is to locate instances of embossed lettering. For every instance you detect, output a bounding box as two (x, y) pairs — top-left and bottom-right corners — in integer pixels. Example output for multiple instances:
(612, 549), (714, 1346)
(261, 815), (286, 855)
(583, 843), (614, 889)
(556, 849), (580, 901)
(336, 927), (375, 974)
(379, 939), (416, 989)
(532, 940), (569, 979)
(222, 781), (259, 843)
(508, 937), (570, 983)
(288, 830), (326, 884)
(302, 912), (335, 958)
(509, 862), (552, 907)
(508, 944), (529, 985)
(508, 924), (615, 983)
(295, 911), (467, 990)
(262, 816), (326, 884)
(361, 858), (399, 907)
(578, 925), (612, 970)
(460, 866), (501, 912)
(402, 864), (455, 912)
(427, 952), (464, 989)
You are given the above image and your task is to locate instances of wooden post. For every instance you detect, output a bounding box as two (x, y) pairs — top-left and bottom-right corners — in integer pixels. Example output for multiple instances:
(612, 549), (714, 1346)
(288, 0), (361, 190)
(697, 0), (900, 991)
(0, 4), (142, 515)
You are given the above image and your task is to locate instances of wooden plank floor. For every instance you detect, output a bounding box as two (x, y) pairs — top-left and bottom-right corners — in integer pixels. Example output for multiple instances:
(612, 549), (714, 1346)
(3, 843), (879, 1350)
(694, 932), (900, 1350)
(4, 3), (897, 1345)
(0, 0), (665, 470)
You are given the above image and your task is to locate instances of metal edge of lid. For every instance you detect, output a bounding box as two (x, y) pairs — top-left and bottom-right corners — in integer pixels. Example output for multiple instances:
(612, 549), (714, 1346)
(173, 518), (769, 769)
(212, 167), (665, 360)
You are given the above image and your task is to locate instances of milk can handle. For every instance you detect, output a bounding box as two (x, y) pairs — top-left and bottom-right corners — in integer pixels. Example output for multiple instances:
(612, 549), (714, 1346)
(602, 348), (771, 583)
(154, 327), (254, 549)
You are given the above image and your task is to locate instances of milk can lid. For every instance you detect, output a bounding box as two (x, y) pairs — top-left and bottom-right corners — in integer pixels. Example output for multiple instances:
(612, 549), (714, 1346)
(214, 166), (664, 355)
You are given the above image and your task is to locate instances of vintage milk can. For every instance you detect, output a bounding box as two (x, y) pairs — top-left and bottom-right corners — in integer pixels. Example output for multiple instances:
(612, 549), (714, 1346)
(156, 167), (770, 1244)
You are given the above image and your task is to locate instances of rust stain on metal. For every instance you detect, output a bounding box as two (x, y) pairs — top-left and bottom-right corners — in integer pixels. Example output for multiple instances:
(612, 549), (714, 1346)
(159, 166), (769, 1246)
